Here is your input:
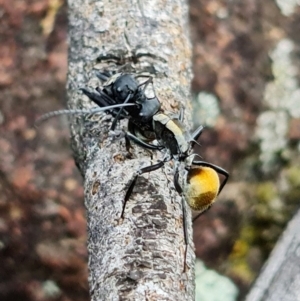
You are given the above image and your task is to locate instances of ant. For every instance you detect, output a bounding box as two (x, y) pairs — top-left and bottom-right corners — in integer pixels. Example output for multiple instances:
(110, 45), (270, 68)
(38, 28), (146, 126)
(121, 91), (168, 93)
(81, 70), (161, 133)
(37, 70), (229, 271)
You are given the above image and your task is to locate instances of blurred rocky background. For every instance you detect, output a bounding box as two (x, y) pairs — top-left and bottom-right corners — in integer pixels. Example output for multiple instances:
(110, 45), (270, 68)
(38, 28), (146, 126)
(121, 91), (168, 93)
(1, 0), (300, 300)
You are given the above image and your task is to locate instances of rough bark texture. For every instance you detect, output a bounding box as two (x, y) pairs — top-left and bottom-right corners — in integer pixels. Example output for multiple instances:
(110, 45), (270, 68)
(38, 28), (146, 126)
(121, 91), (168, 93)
(245, 209), (300, 301)
(67, 0), (194, 300)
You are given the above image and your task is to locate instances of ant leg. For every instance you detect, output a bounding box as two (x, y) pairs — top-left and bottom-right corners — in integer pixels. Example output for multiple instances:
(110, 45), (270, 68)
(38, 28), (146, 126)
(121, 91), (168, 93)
(174, 170), (188, 272)
(139, 77), (153, 92)
(174, 169), (183, 194)
(121, 161), (165, 218)
(181, 193), (189, 272)
(81, 87), (118, 108)
(116, 62), (135, 72)
(179, 107), (185, 122)
(125, 134), (132, 153)
(192, 205), (212, 223)
(110, 93), (132, 130)
(125, 121), (136, 153)
(191, 125), (204, 141)
(82, 88), (133, 128)
(96, 53), (122, 63)
(135, 76), (154, 96)
(94, 70), (112, 82)
(136, 75), (153, 89)
(189, 125), (204, 148)
(126, 132), (163, 151)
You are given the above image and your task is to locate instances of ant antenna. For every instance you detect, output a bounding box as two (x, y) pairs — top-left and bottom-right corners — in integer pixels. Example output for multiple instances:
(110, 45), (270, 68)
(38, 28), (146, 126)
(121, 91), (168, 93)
(35, 103), (137, 126)
(191, 153), (203, 161)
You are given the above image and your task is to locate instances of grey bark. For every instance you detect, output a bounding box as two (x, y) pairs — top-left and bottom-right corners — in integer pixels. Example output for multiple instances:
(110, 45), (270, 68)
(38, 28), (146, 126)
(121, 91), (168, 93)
(67, 0), (195, 300)
(245, 209), (300, 301)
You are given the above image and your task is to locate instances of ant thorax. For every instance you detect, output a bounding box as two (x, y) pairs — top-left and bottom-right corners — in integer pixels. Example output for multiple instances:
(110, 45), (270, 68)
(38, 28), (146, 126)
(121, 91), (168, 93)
(184, 154), (197, 169)
(153, 113), (189, 156)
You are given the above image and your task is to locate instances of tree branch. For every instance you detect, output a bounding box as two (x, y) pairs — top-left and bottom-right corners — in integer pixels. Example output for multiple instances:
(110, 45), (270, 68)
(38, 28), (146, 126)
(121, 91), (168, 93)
(67, 0), (194, 299)
(246, 209), (300, 301)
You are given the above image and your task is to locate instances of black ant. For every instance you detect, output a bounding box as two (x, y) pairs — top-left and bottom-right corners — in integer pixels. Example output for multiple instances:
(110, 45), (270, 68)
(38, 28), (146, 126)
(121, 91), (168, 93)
(37, 70), (229, 271)
(81, 70), (161, 134)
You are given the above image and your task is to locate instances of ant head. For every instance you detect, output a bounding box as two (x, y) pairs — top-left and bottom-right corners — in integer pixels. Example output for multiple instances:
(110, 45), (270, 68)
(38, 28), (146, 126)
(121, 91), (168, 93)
(113, 74), (138, 102)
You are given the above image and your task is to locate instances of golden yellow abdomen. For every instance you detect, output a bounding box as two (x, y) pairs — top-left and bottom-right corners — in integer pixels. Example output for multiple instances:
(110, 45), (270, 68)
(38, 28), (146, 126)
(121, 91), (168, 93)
(184, 166), (220, 211)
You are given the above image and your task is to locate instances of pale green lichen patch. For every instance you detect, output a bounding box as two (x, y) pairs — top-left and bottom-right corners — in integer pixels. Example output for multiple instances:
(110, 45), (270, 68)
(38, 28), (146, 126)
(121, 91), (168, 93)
(254, 182), (286, 223)
(227, 226), (257, 285)
(282, 165), (300, 205)
(275, 0), (300, 16)
(255, 39), (300, 171)
(195, 260), (238, 301)
(255, 182), (277, 204)
(193, 92), (221, 127)
(226, 173), (300, 287)
(286, 165), (300, 188)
